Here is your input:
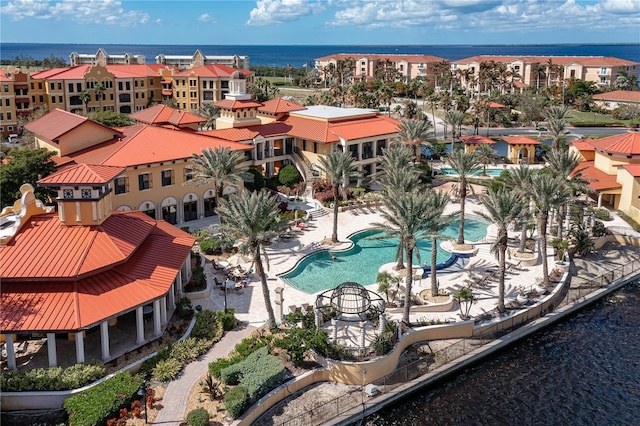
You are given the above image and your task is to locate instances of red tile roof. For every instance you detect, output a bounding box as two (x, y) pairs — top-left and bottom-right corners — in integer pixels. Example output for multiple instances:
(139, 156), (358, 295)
(37, 164), (124, 186)
(576, 161), (622, 191)
(175, 64), (253, 78)
(214, 99), (264, 110)
(0, 211), (194, 332)
(622, 164), (640, 177)
(130, 104), (205, 126)
(247, 122), (293, 137)
(589, 132), (640, 155)
(200, 127), (260, 142)
(502, 136), (541, 145)
(282, 114), (399, 143)
(593, 90), (640, 103)
(24, 108), (118, 141)
(571, 139), (596, 151)
(460, 135), (495, 145)
(57, 124), (251, 167)
(259, 98), (306, 114)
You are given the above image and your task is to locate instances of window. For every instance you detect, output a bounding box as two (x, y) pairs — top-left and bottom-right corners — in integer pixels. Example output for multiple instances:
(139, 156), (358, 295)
(184, 166), (194, 182)
(141, 80), (144, 87)
(6, 112), (11, 120)
(67, 83), (72, 92)
(30, 82), (34, 90)
(141, 92), (145, 99)
(135, 92), (139, 99)
(76, 83), (82, 92)
(138, 173), (152, 190)
(5, 98), (10, 106)
(570, 70), (576, 77)
(81, 189), (92, 199)
(125, 81), (130, 90)
(0, 113), (3, 120)
(110, 93), (114, 101)
(190, 80), (196, 87)
(32, 95), (36, 102)
(135, 80), (138, 87)
(87, 80), (95, 89)
(63, 189), (74, 199)
(38, 82), (42, 89)
(600, 76), (607, 84)
(103, 79), (113, 89)
(161, 169), (174, 186)
(114, 177), (128, 194)
(57, 82), (61, 90)
(118, 82), (123, 91)
(58, 96), (62, 103)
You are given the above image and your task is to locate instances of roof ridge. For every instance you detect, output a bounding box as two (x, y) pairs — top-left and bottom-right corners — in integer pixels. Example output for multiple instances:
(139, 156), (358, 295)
(99, 124), (145, 164)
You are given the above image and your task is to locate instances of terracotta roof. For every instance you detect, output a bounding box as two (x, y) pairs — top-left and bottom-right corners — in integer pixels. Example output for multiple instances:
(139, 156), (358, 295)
(130, 104), (205, 126)
(56, 124), (251, 167)
(30, 66), (90, 80)
(200, 127), (259, 142)
(478, 100), (507, 108)
(571, 139), (596, 151)
(258, 98), (306, 114)
(37, 164), (124, 186)
(0, 73), (12, 82)
(0, 212), (194, 332)
(283, 114), (399, 143)
(589, 132), (640, 155)
(246, 122), (293, 137)
(283, 116), (337, 143)
(502, 136), (541, 145)
(454, 55), (638, 67)
(316, 53), (446, 63)
(175, 64), (253, 78)
(593, 90), (640, 103)
(622, 164), (640, 177)
(512, 81), (528, 88)
(214, 98), (264, 110)
(460, 135), (495, 145)
(576, 161), (622, 191)
(24, 108), (118, 141)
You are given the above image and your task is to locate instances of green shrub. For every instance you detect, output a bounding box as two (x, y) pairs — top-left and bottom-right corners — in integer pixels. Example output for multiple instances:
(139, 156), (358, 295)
(171, 338), (211, 363)
(63, 372), (142, 426)
(176, 297), (193, 318)
(617, 210), (640, 231)
(140, 346), (172, 378)
(219, 361), (243, 386)
(224, 385), (249, 419)
(191, 310), (223, 341)
(217, 308), (237, 331)
(247, 168), (266, 191)
(0, 362), (106, 392)
(185, 407), (210, 426)
(594, 208), (611, 221)
(278, 164), (301, 188)
(219, 347), (286, 403)
(233, 334), (271, 358)
(152, 357), (182, 382)
(208, 356), (242, 379)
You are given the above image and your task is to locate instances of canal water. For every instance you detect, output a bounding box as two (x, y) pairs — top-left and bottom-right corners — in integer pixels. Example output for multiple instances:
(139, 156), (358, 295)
(367, 281), (640, 426)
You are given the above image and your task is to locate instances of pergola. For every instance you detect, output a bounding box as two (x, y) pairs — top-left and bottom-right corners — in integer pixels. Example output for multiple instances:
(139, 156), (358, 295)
(315, 282), (385, 323)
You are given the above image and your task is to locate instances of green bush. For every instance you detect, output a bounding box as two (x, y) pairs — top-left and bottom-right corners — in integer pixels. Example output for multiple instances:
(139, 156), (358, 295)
(63, 372), (142, 426)
(219, 347), (286, 403)
(273, 327), (321, 366)
(246, 168), (266, 191)
(233, 333), (272, 358)
(594, 208), (611, 221)
(176, 297), (193, 318)
(224, 385), (249, 419)
(191, 310), (223, 341)
(278, 164), (301, 188)
(185, 407), (210, 426)
(152, 358), (182, 382)
(209, 356), (242, 379)
(219, 361), (243, 386)
(0, 362), (106, 392)
(171, 338), (211, 363)
(217, 308), (238, 331)
(140, 345), (172, 378)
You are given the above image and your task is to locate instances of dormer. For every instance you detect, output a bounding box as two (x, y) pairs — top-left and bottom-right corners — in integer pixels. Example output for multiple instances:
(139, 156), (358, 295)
(37, 164), (125, 226)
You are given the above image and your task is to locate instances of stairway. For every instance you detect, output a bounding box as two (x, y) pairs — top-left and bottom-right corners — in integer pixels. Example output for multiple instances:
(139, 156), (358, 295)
(290, 151), (320, 197)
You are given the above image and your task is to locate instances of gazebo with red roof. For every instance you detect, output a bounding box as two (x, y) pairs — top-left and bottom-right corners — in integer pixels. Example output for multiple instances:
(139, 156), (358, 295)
(502, 135), (541, 164)
(460, 135), (495, 154)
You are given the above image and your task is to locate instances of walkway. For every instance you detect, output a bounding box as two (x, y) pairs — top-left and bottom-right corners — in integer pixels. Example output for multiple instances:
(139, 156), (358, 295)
(153, 324), (256, 425)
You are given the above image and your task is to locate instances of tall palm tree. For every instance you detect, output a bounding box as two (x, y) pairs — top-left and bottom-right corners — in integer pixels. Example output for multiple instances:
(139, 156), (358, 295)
(424, 190), (453, 297)
(529, 174), (566, 285)
(398, 118), (434, 162)
(499, 165), (538, 254)
(447, 150), (481, 245)
(373, 190), (431, 323)
(216, 191), (286, 329)
(474, 144), (500, 175)
(199, 103), (220, 130)
(532, 64), (546, 93)
(443, 110), (465, 153)
(94, 82), (105, 112)
(187, 147), (254, 201)
(545, 110), (569, 152)
(476, 188), (525, 311)
(318, 150), (358, 243)
(79, 90), (91, 113)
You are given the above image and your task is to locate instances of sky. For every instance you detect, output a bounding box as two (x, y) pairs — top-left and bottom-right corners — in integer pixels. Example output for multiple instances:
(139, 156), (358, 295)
(1, 0), (639, 45)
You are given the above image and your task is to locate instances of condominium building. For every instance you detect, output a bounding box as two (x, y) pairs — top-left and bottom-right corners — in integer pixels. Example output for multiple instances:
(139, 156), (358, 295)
(69, 48), (146, 66)
(155, 49), (249, 70)
(314, 53), (447, 85)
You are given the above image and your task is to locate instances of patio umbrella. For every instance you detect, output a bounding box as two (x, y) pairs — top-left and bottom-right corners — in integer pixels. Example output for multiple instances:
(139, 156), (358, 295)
(227, 254), (253, 270)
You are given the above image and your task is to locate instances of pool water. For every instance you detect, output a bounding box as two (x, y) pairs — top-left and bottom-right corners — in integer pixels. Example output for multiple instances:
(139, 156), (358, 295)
(440, 167), (505, 177)
(280, 218), (489, 294)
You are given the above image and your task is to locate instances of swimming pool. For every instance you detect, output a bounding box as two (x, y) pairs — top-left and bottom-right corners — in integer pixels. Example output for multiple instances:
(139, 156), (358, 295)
(280, 218), (489, 294)
(440, 167), (505, 177)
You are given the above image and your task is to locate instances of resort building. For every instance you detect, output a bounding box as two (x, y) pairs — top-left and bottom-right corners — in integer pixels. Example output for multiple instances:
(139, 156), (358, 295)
(570, 132), (640, 221)
(69, 49), (146, 66)
(129, 103), (206, 131)
(155, 49), (249, 70)
(0, 71), (19, 138)
(593, 90), (640, 111)
(0, 168), (195, 370)
(24, 108), (252, 226)
(451, 55), (639, 95)
(314, 54), (447, 85)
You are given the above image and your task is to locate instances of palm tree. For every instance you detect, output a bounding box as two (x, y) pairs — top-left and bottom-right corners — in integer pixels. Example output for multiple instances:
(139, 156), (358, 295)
(187, 147), (254, 201)
(79, 90), (91, 113)
(545, 105), (570, 152)
(318, 150), (358, 243)
(443, 110), (465, 153)
(373, 190), (431, 323)
(476, 188), (525, 311)
(397, 118), (434, 162)
(447, 150), (481, 245)
(424, 190), (453, 297)
(474, 144), (500, 175)
(94, 82), (105, 112)
(499, 165), (538, 254)
(532, 64), (546, 93)
(529, 174), (566, 285)
(199, 104), (220, 130)
(216, 191), (286, 329)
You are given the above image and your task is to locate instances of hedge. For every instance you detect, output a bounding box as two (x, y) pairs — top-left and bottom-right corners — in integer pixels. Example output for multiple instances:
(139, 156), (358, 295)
(0, 362), (106, 392)
(223, 385), (249, 419)
(185, 407), (210, 426)
(208, 333), (271, 379)
(63, 372), (143, 426)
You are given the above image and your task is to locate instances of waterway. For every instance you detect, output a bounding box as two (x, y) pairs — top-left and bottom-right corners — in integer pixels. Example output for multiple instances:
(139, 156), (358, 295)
(367, 280), (640, 426)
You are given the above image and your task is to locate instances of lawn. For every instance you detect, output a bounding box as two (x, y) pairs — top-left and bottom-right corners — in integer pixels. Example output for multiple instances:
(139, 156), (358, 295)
(567, 110), (632, 127)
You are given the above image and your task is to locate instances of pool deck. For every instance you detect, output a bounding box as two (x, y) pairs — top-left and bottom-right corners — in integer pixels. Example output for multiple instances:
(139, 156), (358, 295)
(192, 195), (546, 326)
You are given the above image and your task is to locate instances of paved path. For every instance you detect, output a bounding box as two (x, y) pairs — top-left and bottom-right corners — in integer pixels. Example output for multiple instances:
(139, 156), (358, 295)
(153, 324), (256, 425)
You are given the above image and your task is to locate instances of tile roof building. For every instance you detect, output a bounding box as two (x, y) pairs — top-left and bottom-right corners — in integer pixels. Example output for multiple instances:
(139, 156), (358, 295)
(593, 90), (640, 111)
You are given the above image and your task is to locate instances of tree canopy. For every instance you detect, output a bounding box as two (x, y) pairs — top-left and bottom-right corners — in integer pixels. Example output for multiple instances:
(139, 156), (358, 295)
(89, 111), (135, 127)
(1, 148), (58, 208)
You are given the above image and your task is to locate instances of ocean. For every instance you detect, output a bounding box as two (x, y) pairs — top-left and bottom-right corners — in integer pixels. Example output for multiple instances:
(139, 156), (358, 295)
(1, 43), (639, 68)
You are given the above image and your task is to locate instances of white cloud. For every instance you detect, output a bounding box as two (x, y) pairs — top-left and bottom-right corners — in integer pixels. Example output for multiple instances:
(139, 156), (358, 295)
(1, 0), (154, 27)
(328, 0), (640, 33)
(247, 0), (328, 26)
(197, 13), (216, 23)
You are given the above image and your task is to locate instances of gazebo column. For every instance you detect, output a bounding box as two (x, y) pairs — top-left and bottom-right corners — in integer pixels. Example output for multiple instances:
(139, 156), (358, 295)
(136, 306), (145, 344)
(47, 333), (57, 367)
(75, 331), (85, 364)
(597, 193), (603, 208)
(153, 299), (162, 337)
(100, 321), (110, 361)
(160, 296), (168, 326)
(5, 333), (17, 371)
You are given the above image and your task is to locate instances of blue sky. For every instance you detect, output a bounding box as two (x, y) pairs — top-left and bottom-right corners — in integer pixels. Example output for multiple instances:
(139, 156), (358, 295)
(1, 0), (639, 45)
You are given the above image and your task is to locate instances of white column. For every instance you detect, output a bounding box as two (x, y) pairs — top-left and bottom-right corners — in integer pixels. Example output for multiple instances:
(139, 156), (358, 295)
(160, 297), (168, 326)
(136, 306), (144, 344)
(358, 143), (363, 161)
(153, 299), (162, 337)
(47, 333), (57, 368)
(177, 270), (183, 299)
(168, 282), (176, 308)
(5, 333), (17, 371)
(597, 192), (603, 208)
(100, 321), (110, 361)
(75, 331), (85, 364)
